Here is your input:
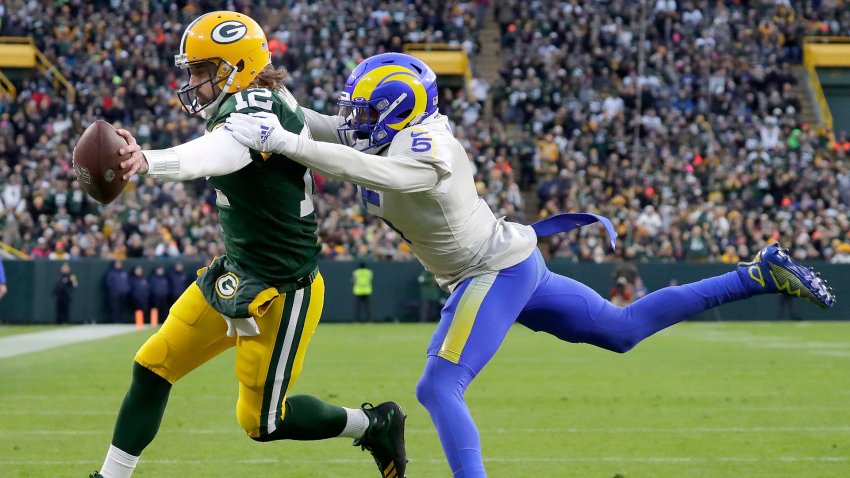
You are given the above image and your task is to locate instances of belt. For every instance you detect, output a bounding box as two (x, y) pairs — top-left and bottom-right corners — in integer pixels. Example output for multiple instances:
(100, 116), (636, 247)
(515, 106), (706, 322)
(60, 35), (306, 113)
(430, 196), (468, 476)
(278, 267), (319, 293)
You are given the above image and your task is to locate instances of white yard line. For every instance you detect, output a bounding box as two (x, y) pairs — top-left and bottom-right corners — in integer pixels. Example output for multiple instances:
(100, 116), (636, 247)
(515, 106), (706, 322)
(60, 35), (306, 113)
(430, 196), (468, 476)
(4, 425), (850, 435)
(1, 456), (847, 466)
(667, 328), (850, 355)
(0, 325), (138, 359)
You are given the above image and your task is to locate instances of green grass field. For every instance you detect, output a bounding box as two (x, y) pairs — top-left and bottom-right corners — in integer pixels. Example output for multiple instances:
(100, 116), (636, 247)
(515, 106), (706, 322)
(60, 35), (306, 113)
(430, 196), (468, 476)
(1, 322), (848, 478)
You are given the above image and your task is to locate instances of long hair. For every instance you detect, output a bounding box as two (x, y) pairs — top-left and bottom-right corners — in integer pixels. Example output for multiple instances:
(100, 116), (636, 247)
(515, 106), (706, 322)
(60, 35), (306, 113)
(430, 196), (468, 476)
(250, 64), (288, 90)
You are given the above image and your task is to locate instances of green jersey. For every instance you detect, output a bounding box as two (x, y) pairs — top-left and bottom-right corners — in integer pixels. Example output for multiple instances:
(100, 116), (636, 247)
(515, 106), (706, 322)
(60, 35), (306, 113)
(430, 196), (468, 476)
(204, 87), (320, 286)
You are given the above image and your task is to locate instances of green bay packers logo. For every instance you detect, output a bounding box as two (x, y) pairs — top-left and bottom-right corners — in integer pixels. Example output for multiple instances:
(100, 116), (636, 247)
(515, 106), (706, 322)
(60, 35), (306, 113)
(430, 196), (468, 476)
(216, 272), (239, 299)
(104, 169), (115, 182)
(211, 21), (247, 44)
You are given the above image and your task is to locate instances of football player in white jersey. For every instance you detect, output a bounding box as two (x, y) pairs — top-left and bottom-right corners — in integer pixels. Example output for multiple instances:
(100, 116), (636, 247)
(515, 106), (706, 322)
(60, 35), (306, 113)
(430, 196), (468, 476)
(226, 52), (835, 478)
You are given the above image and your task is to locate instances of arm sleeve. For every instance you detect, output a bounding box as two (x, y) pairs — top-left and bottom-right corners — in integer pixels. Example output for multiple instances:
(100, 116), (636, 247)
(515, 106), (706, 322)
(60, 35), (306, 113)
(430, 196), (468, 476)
(302, 108), (345, 144)
(143, 127), (252, 181)
(290, 137), (440, 193)
(0, 259), (5, 285)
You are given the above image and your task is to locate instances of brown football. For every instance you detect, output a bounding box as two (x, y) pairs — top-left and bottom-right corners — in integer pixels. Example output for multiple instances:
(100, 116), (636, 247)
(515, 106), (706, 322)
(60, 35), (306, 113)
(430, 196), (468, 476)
(72, 120), (130, 204)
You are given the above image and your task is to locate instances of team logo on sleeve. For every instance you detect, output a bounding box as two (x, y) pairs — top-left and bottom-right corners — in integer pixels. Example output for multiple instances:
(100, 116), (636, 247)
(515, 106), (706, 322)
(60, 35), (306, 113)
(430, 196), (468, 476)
(211, 21), (247, 44)
(216, 272), (239, 299)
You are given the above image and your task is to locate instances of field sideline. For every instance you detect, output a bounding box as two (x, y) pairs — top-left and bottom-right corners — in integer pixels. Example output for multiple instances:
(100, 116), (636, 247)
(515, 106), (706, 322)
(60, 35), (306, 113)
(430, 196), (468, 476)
(1, 322), (848, 477)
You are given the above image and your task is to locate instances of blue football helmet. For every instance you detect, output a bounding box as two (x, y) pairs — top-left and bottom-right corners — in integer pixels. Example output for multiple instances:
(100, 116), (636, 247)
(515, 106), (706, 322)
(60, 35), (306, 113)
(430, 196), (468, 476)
(337, 52), (439, 153)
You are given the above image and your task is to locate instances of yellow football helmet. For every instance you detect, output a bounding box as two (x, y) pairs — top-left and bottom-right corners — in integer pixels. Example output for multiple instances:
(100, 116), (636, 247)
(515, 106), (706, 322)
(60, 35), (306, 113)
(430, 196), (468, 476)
(175, 11), (270, 118)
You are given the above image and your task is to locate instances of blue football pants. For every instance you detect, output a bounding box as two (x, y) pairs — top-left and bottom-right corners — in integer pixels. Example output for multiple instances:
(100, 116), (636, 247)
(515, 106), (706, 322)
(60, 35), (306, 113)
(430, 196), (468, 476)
(415, 249), (753, 477)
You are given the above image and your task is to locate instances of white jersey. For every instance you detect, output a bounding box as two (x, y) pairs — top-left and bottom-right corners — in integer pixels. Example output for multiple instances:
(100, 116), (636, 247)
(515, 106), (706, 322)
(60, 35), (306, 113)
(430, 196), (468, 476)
(295, 110), (538, 290)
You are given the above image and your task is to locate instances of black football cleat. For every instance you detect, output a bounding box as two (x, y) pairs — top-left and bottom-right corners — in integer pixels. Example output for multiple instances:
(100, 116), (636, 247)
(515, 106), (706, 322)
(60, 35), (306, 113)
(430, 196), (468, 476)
(354, 402), (408, 478)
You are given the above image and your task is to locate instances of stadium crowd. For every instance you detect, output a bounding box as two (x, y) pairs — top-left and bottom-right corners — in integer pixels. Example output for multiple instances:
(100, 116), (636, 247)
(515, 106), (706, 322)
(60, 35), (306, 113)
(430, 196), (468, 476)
(0, 0), (849, 264)
(490, 0), (850, 262)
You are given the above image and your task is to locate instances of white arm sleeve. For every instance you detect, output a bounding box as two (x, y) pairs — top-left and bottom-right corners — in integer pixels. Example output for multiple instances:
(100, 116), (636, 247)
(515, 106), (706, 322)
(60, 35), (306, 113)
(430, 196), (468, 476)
(302, 108), (345, 144)
(143, 127), (252, 181)
(290, 137), (440, 193)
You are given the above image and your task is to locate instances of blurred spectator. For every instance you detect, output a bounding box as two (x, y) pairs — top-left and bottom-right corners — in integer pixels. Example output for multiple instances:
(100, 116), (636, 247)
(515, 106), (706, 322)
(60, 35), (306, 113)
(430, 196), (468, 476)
(130, 265), (151, 321)
(830, 243), (850, 264)
(611, 260), (640, 306)
(104, 260), (130, 323)
(633, 276), (648, 300)
(48, 241), (70, 260)
(610, 276), (634, 307)
(352, 261), (373, 322)
(52, 262), (77, 324)
(149, 266), (170, 322)
(30, 238), (51, 259)
(168, 262), (190, 306)
(418, 268), (442, 322)
(777, 295), (802, 321)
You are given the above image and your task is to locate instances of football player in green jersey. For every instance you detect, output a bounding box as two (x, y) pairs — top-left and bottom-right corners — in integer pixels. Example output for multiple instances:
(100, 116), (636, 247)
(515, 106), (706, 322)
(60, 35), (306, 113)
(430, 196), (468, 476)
(88, 11), (406, 478)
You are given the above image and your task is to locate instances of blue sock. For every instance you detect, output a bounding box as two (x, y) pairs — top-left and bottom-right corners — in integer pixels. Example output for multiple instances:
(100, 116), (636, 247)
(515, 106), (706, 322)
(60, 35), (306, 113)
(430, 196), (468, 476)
(735, 261), (773, 296)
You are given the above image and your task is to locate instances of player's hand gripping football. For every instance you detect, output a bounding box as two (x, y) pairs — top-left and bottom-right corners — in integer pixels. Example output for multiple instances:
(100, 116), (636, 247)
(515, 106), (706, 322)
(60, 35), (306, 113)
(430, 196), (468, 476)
(226, 112), (298, 155)
(115, 128), (148, 179)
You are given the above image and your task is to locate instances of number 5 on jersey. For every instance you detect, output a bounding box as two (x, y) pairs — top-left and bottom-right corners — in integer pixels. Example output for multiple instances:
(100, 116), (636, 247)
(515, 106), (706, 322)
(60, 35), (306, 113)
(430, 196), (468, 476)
(411, 131), (432, 153)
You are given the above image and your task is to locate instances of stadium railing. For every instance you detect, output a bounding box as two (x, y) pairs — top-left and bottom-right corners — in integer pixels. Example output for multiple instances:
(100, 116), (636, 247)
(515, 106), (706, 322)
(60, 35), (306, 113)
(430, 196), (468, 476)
(802, 36), (850, 146)
(403, 43), (473, 94)
(0, 242), (31, 261)
(0, 36), (76, 102)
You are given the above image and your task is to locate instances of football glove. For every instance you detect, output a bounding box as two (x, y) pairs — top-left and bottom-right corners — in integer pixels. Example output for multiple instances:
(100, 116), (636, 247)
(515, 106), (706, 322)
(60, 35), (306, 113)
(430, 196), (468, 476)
(226, 112), (298, 156)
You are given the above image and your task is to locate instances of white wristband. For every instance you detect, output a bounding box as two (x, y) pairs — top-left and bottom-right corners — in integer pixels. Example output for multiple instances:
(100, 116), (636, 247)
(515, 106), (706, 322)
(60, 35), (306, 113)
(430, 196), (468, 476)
(142, 149), (180, 179)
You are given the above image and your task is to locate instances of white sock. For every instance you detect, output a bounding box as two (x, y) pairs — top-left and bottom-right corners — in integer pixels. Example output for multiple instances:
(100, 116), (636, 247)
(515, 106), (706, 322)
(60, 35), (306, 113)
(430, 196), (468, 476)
(338, 407), (370, 439)
(100, 445), (139, 478)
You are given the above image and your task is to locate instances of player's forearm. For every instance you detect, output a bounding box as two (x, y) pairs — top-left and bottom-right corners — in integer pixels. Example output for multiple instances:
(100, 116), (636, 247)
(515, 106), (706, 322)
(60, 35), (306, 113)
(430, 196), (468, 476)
(290, 137), (439, 192)
(144, 129), (251, 181)
(302, 108), (345, 144)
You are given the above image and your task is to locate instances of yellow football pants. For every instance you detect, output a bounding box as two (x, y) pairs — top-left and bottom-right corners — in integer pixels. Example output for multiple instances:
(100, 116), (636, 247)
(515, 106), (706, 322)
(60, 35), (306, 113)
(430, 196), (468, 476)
(134, 274), (325, 438)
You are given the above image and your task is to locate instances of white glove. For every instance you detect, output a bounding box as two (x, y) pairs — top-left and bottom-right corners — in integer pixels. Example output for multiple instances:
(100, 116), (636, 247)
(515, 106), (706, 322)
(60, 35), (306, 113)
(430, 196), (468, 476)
(225, 112), (299, 156)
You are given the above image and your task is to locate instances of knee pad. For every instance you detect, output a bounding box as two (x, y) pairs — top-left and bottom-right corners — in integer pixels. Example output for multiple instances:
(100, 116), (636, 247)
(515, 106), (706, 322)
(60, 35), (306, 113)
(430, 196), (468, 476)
(135, 283), (233, 384)
(135, 331), (177, 383)
(415, 372), (435, 407)
(416, 357), (473, 407)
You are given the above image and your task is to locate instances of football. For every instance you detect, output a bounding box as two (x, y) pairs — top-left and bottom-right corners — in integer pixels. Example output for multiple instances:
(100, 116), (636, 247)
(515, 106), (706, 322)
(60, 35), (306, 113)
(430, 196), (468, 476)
(72, 120), (130, 204)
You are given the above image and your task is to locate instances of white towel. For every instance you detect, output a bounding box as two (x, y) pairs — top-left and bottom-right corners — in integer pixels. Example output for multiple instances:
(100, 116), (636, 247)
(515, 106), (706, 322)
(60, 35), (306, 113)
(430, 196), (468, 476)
(222, 314), (260, 337)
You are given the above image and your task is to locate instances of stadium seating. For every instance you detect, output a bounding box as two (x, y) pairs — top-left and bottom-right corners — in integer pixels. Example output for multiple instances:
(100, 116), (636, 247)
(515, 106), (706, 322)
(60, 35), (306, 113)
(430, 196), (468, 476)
(0, 1), (848, 263)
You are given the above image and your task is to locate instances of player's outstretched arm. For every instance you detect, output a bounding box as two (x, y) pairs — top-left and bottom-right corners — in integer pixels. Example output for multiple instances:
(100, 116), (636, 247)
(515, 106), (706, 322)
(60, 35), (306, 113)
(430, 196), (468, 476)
(302, 108), (345, 144)
(227, 112), (441, 192)
(116, 128), (252, 181)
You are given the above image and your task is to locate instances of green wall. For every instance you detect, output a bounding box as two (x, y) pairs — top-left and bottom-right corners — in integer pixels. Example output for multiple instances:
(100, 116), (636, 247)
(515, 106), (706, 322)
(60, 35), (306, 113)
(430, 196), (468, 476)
(0, 259), (847, 324)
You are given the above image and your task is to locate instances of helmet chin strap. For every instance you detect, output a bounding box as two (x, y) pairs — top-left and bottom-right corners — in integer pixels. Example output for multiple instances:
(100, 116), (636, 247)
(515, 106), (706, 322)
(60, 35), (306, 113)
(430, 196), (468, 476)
(199, 69), (237, 119)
